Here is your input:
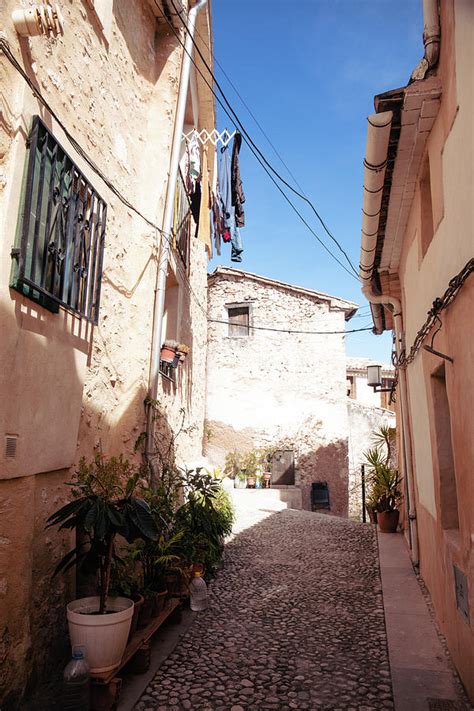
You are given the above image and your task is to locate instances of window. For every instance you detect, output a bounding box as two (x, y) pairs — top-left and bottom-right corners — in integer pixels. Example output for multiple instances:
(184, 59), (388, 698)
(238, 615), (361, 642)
(173, 170), (192, 269)
(227, 305), (250, 337)
(431, 364), (459, 530)
(420, 154), (434, 257)
(11, 117), (107, 324)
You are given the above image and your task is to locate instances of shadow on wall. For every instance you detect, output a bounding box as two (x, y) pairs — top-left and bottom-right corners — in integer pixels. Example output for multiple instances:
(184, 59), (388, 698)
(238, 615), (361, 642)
(114, 0), (179, 83)
(0, 295), (182, 710)
(297, 439), (349, 518)
(0, 296), (86, 710)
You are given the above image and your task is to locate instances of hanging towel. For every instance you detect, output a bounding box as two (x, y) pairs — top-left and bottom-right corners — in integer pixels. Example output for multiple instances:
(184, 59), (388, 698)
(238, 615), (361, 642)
(231, 131), (245, 228)
(197, 148), (212, 258)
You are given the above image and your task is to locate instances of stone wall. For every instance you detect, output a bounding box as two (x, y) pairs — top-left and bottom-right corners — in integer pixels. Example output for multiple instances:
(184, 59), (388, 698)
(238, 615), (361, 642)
(0, 2), (212, 705)
(206, 269), (355, 516)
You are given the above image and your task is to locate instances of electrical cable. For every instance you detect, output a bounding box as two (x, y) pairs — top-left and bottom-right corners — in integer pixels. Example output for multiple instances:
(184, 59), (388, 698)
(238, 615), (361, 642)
(207, 318), (372, 336)
(0, 36), (364, 330)
(167, 0), (359, 277)
(158, 0), (359, 280)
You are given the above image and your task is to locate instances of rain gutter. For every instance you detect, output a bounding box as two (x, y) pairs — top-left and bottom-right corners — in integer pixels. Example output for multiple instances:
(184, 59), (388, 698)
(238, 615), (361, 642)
(146, 0), (208, 483)
(359, 0), (441, 566)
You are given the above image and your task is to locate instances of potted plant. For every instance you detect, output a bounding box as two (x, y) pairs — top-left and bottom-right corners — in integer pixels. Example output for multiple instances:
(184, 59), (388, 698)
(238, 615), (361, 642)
(46, 454), (158, 674)
(241, 450), (258, 488)
(176, 343), (190, 362)
(160, 340), (178, 364)
(374, 464), (402, 533)
(363, 426), (401, 532)
(109, 554), (144, 641)
(224, 451), (245, 489)
(132, 530), (183, 621)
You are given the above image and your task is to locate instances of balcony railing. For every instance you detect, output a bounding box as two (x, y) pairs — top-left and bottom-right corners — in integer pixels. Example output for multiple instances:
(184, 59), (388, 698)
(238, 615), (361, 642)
(172, 169), (192, 268)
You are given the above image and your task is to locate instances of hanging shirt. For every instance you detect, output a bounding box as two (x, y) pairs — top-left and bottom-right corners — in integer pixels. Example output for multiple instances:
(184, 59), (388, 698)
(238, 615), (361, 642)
(231, 131), (245, 228)
(218, 143), (233, 230)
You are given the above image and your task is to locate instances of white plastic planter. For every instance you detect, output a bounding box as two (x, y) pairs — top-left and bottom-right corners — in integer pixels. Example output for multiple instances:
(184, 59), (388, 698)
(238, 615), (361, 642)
(67, 596), (133, 674)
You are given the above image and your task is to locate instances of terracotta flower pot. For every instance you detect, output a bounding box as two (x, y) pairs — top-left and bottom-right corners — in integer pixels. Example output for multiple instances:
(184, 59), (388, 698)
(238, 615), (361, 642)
(137, 596), (154, 628)
(160, 345), (177, 363)
(246, 476), (256, 488)
(152, 590), (168, 616)
(377, 509), (400, 533)
(128, 593), (144, 641)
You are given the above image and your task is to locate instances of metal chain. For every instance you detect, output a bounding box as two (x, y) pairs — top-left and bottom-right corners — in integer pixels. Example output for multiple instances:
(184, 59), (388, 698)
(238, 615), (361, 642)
(388, 258), (473, 404)
(394, 258), (473, 368)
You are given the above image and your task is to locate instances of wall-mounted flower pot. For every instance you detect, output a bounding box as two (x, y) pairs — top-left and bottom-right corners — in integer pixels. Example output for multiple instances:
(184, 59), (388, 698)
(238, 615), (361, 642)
(160, 345), (177, 363)
(67, 596), (134, 674)
(377, 509), (399, 533)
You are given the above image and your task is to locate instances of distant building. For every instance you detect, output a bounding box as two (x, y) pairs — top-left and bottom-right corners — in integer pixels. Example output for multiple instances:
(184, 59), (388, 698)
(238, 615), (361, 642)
(346, 358), (396, 520)
(205, 267), (357, 516)
(346, 357), (395, 412)
(359, 0), (473, 698)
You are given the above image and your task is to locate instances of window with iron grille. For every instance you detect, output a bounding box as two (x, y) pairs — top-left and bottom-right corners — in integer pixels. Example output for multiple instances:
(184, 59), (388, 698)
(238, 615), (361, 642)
(10, 116), (107, 324)
(173, 169), (191, 268)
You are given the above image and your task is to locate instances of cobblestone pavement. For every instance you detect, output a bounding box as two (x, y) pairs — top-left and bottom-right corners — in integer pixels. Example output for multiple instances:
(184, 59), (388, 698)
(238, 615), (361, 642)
(135, 508), (393, 711)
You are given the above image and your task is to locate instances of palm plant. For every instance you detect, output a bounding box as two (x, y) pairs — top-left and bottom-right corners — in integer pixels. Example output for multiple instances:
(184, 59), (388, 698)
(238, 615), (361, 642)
(363, 426), (402, 514)
(46, 453), (158, 614)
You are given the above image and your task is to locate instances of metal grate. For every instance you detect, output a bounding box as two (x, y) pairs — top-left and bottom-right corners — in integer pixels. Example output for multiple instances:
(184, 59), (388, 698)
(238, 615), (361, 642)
(173, 169), (191, 269)
(5, 436), (17, 459)
(11, 116), (107, 324)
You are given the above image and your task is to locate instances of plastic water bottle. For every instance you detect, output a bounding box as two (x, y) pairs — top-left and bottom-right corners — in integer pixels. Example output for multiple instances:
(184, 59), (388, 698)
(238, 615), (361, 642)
(62, 647), (90, 711)
(189, 572), (208, 611)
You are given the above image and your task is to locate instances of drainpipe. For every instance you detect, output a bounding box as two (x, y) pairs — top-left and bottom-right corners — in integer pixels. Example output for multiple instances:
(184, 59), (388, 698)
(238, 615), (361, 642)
(146, 0), (208, 482)
(411, 0), (441, 81)
(360, 112), (419, 566)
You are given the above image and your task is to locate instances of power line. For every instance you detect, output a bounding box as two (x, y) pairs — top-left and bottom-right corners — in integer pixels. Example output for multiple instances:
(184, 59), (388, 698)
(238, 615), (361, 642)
(159, 0), (359, 281)
(208, 318), (372, 336)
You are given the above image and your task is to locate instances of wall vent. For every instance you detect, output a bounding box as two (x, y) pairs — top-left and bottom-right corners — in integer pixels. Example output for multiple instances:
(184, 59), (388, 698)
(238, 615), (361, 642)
(5, 435), (18, 460)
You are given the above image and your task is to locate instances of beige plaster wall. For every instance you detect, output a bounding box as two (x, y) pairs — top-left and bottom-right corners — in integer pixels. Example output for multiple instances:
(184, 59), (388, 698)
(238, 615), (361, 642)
(206, 272), (351, 515)
(396, 0), (474, 699)
(0, 2), (212, 704)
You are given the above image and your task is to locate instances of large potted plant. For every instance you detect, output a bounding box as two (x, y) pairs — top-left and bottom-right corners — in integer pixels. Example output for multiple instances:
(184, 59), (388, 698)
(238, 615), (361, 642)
(47, 454), (158, 674)
(363, 426), (401, 533)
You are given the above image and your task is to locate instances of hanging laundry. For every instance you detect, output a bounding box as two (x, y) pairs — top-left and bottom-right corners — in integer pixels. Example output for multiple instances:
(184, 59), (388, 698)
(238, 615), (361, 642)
(197, 148), (212, 259)
(185, 131), (201, 193)
(218, 138), (244, 261)
(231, 131), (245, 228)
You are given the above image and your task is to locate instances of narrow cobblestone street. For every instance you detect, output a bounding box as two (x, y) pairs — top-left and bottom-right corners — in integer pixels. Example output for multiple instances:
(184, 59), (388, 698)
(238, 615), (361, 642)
(135, 506), (394, 711)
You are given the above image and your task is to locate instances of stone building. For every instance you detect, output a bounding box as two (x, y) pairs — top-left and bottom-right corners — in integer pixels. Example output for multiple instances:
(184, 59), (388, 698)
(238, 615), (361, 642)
(0, 1), (214, 705)
(359, 0), (473, 698)
(205, 267), (357, 515)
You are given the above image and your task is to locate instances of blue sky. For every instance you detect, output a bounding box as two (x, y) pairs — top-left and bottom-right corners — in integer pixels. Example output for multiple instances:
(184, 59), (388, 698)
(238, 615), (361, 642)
(207, 0), (423, 364)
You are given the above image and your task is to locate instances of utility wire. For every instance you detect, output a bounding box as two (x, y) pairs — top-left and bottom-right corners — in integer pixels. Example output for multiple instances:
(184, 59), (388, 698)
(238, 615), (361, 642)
(0, 37), (365, 330)
(160, 0), (359, 280)
(208, 318), (372, 336)
(167, 0), (359, 277)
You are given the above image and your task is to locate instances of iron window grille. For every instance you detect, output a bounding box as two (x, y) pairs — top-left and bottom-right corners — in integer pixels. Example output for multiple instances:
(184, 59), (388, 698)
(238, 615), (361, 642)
(173, 169), (191, 269)
(10, 116), (107, 324)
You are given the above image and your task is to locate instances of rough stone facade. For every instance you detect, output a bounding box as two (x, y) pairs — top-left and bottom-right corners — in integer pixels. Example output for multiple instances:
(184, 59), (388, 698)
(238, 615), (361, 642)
(0, 2), (213, 705)
(205, 268), (357, 516)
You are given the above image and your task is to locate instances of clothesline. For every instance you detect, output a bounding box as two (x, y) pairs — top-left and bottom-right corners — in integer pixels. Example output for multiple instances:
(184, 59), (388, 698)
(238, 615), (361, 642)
(181, 128), (236, 147)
